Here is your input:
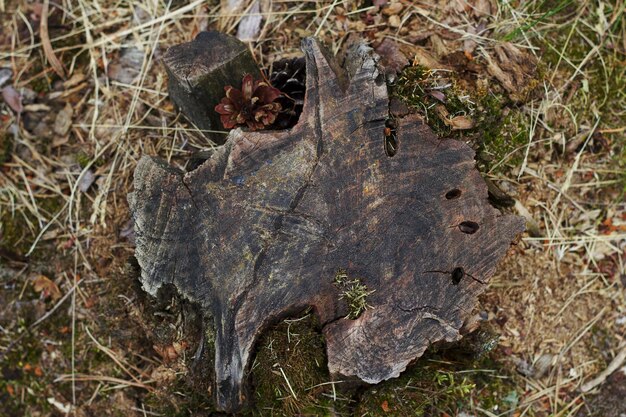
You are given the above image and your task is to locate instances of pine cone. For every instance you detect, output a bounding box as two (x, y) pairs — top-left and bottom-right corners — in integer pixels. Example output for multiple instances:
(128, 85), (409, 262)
(269, 57), (306, 129)
(214, 74), (282, 131)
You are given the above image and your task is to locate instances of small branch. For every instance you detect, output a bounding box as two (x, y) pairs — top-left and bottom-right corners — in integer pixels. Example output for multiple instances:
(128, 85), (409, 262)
(581, 344), (626, 393)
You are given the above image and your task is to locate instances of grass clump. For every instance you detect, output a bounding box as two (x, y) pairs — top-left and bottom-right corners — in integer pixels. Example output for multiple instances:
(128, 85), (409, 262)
(334, 269), (375, 320)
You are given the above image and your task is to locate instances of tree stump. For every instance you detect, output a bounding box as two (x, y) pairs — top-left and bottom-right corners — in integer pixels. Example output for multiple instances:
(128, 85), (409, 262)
(129, 37), (525, 413)
(163, 31), (262, 143)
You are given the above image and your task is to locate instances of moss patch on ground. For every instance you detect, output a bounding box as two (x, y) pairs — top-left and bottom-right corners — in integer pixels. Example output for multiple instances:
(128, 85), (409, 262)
(250, 311), (348, 417)
(355, 328), (520, 417)
(391, 65), (529, 173)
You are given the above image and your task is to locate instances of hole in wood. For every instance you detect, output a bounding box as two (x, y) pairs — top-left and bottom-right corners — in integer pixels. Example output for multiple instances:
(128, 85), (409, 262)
(458, 221), (480, 234)
(375, 72), (385, 86)
(451, 267), (464, 285)
(445, 189), (462, 199)
(384, 119), (398, 157)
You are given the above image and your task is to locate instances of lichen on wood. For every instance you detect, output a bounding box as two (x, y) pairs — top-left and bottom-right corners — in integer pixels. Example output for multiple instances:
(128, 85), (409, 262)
(129, 37), (525, 413)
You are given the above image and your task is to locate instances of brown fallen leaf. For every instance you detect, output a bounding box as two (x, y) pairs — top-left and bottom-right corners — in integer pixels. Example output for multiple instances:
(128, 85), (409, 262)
(448, 115), (475, 130)
(387, 14), (401, 28)
(483, 42), (538, 102)
(382, 2), (403, 15)
(402, 45), (447, 70)
(2, 86), (23, 113)
(236, 0), (261, 41)
(32, 275), (62, 301)
(150, 365), (177, 385)
(381, 400), (390, 412)
(435, 104), (474, 130)
(153, 341), (188, 362)
(40, 0), (66, 78)
(53, 103), (73, 136)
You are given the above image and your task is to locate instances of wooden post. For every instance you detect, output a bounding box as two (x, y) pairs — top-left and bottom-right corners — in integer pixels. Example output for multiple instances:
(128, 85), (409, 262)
(162, 31), (262, 144)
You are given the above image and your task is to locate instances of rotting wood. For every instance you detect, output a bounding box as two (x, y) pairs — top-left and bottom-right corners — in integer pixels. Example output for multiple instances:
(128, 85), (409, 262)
(163, 31), (262, 144)
(129, 37), (525, 413)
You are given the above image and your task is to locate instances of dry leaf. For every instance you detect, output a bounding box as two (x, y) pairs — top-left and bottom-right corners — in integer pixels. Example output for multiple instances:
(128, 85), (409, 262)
(473, 0), (492, 17)
(483, 43), (538, 102)
(40, 0), (66, 78)
(429, 90), (446, 102)
(32, 275), (62, 301)
(2, 86), (23, 113)
(387, 14), (401, 27)
(47, 397), (71, 414)
(448, 115), (474, 130)
(78, 169), (96, 192)
(23, 103), (51, 112)
(404, 46), (445, 69)
(154, 341), (188, 362)
(150, 365), (177, 384)
(382, 2), (403, 15)
(435, 104), (474, 130)
(381, 400), (390, 412)
(53, 103), (73, 136)
(0, 68), (12, 89)
(108, 47), (144, 84)
(236, 0), (261, 41)
(63, 72), (86, 88)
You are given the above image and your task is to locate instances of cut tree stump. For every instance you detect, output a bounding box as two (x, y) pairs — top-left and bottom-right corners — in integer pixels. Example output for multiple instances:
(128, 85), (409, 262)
(129, 37), (525, 413)
(163, 31), (262, 143)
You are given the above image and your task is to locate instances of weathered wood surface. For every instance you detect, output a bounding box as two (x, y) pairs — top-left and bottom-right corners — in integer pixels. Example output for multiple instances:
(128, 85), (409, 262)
(163, 31), (261, 143)
(129, 37), (525, 412)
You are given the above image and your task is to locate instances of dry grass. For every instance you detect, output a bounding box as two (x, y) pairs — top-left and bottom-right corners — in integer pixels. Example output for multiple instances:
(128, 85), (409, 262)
(0, 0), (624, 415)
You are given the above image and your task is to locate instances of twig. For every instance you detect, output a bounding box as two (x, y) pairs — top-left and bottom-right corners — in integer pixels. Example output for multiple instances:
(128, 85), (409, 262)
(40, 0), (66, 78)
(581, 344), (626, 393)
(279, 367), (297, 401)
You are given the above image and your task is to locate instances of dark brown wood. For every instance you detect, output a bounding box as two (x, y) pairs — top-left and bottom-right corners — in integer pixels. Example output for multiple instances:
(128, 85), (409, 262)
(163, 31), (262, 143)
(129, 38), (525, 413)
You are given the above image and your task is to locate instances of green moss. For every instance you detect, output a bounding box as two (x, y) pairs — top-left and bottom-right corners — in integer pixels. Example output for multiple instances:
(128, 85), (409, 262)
(251, 311), (347, 416)
(392, 66), (528, 173)
(0, 195), (65, 258)
(356, 328), (519, 417)
(0, 131), (13, 165)
(0, 210), (34, 255)
(0, 331), (53, 416)
(476, 102), (527, 171)
(392, 65), (476, 137)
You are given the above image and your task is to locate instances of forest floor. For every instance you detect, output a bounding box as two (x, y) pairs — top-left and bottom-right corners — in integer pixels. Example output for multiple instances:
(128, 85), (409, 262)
(0, 0), (625, 416)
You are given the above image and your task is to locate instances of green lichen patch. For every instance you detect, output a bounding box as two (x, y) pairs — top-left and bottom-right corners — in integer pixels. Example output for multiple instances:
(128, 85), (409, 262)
(334, 269), (375, 320)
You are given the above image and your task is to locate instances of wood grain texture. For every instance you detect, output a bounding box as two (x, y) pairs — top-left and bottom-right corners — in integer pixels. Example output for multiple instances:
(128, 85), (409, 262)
(129, 37), (525, 412)
(163, 31), (262, 143)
